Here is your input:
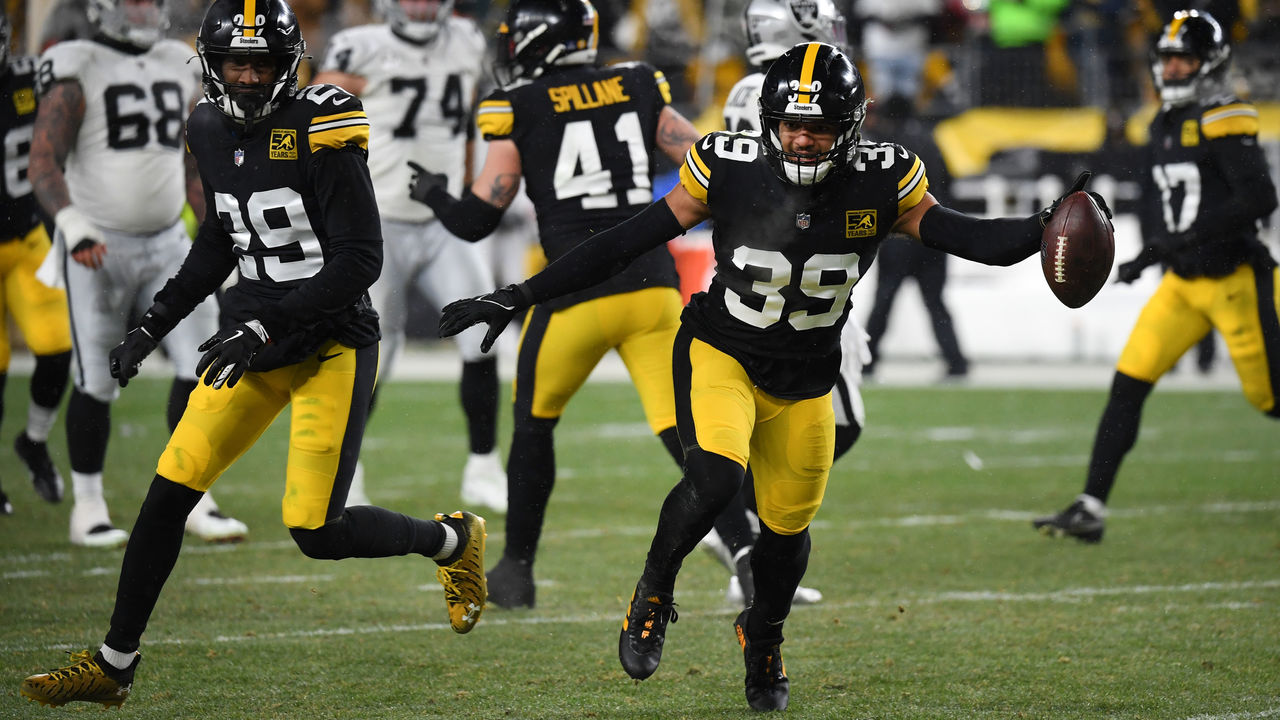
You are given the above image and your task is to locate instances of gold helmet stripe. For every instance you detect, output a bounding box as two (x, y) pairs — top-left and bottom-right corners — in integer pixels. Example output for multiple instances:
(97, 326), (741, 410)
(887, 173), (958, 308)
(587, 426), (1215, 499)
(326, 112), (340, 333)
(244, 0), (257, 37)
(797, 42), (820, 104)
(1166, 15), (1186, 41)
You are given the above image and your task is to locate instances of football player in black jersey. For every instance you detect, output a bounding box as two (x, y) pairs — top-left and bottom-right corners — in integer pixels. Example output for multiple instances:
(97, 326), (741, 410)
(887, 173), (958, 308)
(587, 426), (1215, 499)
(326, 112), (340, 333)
(19, 0), (487, 708)
(0, 10), (72, 516)
(1033, 9), (1279, 544)
(439, 41), (1108, 711)
(408, 0), (702, 610)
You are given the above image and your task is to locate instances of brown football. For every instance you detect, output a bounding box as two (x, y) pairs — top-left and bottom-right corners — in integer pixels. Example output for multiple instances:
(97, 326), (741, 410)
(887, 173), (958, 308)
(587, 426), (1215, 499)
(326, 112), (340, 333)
(1040, 191), (1115, 308)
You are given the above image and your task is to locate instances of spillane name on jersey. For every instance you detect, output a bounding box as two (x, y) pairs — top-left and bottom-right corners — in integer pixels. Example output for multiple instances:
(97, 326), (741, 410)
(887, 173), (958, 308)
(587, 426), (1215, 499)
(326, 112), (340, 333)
(37, 39), (199, 234)
(1148, 96), (1271, 278)
(476, 62), (679, 308)
(185, 85), (379, 348)
(1, 57), (40, 239)
(320, 19), (485, 223)
(679, 131), (929, 399)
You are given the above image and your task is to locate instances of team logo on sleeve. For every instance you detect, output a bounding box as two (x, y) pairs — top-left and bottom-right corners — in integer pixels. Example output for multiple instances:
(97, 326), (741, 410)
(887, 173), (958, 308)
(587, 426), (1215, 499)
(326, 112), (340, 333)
(13, 87), (35, 115)
(270, 129), (298, 160)
(846, 209), (877, 238)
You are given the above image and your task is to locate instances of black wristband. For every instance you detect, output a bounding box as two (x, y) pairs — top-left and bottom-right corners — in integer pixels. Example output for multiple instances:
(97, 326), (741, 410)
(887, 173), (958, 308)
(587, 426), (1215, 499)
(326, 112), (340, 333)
(138, 302), (178, 340)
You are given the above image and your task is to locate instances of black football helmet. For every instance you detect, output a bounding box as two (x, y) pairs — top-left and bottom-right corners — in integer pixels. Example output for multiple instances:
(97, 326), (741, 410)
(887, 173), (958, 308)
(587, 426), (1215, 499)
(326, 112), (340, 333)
(88, 0), (169, 50)
(494, 0), (598, 87)
(1151, 9), (1231, 106)
(196, 0), (306, 128)
(758, 42), (865, 186)
(742, 0), (846, 68)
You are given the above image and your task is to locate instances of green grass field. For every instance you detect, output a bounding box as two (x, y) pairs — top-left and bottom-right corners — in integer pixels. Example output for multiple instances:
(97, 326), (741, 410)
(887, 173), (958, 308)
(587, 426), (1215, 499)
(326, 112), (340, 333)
(1, 374), (1277, 719)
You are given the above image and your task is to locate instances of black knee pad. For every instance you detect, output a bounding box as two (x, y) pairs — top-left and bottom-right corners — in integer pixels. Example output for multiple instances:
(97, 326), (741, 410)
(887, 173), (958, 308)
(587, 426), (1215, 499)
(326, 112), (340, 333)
(290, 514), (353, 560)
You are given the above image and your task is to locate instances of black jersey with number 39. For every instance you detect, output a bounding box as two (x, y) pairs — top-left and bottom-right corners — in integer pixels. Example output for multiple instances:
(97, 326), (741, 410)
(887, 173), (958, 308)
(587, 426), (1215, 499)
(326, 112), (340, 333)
(181, 85), (382, 364)
(475, 62), (679, 308)
(0, 57), (40, 239)
(679, 131), (929, 398)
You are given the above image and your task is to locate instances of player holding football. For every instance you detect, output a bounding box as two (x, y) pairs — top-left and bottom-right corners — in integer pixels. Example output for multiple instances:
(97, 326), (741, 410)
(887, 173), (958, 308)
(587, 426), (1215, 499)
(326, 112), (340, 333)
(311, 0), (507, 512)
(1033, 9), (1278, 543)
(701, 0), (862, 609)
(0, 10), (73, 516)
(28, 0), (246, 546)
(19, 0), (487, 708)
(439, 41), (1107, 711)
(407, 0), (701, 609)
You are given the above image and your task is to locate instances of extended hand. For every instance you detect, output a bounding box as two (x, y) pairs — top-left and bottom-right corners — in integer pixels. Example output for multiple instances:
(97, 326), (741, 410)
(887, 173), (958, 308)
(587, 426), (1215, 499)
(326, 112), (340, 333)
(438, 284), (530, 353)
(407, 160), (449, 205)
(108, 327), (160, 388)
(56, 206), (108, 270)
(1039, 171), (1114, 227)
(1116, 259), (1147, 284)
(195, 320), (269, 389)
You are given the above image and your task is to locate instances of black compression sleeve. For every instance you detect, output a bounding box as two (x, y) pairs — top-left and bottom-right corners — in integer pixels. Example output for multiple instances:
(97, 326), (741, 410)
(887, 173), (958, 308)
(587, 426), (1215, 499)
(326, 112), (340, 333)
(148, 217), (238, 336)
(917, 205), (1042, 266)
(522, 200), (686, 305)
(423, 186), (505, 242)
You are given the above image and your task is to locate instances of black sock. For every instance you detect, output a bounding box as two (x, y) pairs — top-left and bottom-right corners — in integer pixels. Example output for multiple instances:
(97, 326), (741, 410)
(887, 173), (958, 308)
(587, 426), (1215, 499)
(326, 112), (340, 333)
(66, 389), (110, 474)
(748, 524), (810, 640)
(106, 476), (203, 653)
(31, 351), (70, 410)
(460, 358), (499, 455)
(640, 449), (744, 594)
(1084, 372), (1153, 503)
(502, 418), (556, 564)
(290, 505), (446, 560)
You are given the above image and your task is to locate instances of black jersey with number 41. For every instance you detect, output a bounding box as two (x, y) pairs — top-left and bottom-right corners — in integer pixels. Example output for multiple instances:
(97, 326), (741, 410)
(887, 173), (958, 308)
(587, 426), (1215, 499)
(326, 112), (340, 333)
(475, 62), (679, 309)
(678, 131), (930, 399)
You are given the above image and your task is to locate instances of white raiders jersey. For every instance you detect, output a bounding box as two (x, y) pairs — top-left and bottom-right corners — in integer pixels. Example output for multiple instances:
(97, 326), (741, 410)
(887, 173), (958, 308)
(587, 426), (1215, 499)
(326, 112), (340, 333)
(723, 71), (765, 133)
(320, 19), (486, 222)
(37, 39), (199, 234)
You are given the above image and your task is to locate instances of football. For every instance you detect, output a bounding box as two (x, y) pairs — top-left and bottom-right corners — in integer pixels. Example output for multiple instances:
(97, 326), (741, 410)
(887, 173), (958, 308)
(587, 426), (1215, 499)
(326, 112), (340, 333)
(1040, 191), (1114, 308)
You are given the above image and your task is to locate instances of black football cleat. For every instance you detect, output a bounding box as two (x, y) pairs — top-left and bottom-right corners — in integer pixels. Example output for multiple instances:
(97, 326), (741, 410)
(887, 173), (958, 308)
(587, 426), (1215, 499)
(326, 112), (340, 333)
(1033, 499), (1105, 543)
(734, 609), (789, 711)
(486, 555), (536, 609)
(618, 584), (677, 680)
(15, 432), (63, 503)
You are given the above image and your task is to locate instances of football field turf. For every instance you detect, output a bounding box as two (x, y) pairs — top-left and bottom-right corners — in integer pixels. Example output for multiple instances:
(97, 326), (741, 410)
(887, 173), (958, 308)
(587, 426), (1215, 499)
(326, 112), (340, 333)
(2, 375), (1277, 719)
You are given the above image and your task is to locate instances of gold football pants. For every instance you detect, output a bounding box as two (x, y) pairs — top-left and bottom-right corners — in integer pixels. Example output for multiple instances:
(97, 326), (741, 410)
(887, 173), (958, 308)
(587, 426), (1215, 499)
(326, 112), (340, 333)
(1117, 261), (1280, 413)
(673, 330), (834, 535)
(159, 341), (377, 529)
(513, 287), (681, 434)
(0, 224), (70, 369)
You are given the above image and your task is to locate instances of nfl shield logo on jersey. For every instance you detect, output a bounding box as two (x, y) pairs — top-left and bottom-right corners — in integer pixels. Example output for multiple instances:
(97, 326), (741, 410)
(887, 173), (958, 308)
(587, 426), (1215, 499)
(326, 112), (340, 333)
(796, 213), (811, 230)
(234, 149), (244, 167)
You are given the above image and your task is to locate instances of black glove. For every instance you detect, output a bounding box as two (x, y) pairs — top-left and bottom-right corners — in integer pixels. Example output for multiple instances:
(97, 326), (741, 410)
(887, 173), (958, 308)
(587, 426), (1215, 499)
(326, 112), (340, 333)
(1115, 246), (1161, 284)
(407, 160), (450, 206)
(195, 320), (269, 389)
(1038, 171), (1114, 227)
(438, 284), (532, 353)
(108, 327), (160, 388)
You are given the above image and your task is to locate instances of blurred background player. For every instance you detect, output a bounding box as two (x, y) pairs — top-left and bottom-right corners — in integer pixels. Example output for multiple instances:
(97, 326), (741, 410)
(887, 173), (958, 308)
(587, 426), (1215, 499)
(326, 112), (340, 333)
(0, 10), (72, 516)
(861, 94), (969, 382)
(28, 0), (246, 546)
(705, 0), (865, 608)
(312, 0), (506, 512)
(408, 0), (700, 609)
(1034, 9), (1278, 543)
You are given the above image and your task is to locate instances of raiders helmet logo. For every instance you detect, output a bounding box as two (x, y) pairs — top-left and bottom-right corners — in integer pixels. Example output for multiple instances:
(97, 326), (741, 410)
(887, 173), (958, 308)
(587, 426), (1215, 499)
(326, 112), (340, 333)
(789, 0), (821, 30)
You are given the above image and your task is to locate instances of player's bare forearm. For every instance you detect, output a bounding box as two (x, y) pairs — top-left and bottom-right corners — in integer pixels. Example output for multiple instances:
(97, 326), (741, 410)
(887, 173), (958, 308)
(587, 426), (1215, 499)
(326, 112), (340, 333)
(480, 173), (521, 208)
(29, 81), (84, 216)
(656, 105), (699, 163)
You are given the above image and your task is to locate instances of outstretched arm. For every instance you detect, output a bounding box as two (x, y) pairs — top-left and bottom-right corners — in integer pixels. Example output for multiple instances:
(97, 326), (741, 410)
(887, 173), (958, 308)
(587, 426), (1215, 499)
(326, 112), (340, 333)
(438, 183), (710, 351)
(407, 140), (519, 241)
